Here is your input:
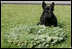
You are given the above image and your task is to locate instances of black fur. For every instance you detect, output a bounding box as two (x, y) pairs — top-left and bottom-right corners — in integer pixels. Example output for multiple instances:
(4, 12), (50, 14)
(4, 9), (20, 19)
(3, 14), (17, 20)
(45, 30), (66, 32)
(37, 1), (57, 27)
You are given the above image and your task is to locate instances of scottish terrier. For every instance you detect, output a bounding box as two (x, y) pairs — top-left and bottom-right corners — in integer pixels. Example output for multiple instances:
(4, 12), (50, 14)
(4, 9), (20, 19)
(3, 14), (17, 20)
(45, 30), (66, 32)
(37, 1), (57, 27)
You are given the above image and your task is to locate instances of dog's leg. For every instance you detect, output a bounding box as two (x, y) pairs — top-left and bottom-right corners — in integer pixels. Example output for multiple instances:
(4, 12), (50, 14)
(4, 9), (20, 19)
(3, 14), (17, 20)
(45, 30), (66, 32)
(37, 22), (40, 25)
(37, 22), (44, 25)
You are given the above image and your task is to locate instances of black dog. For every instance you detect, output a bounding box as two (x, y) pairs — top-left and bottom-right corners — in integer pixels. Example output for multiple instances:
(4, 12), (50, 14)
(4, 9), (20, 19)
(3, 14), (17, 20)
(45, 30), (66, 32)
(37, 1), (57, 27)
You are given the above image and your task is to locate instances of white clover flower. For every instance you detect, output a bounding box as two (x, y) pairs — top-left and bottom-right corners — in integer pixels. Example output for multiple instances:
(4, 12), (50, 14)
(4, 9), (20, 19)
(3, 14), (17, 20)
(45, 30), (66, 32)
(37, 45), (42, 48)
(58, 37), (63, 41)
(52, 40), (57, 44)
(36, 41), (40, 43)
(34, 37), (38, 40)
(52, 37), (58, 40)
(18, 42), (21, 46)
(39, 25), (46, 28)
(42, 42), (46, 45)
(33, 43), (36, 45)
(38, 30), (41, 33)
(41, 38), (45, 42)
(45, 44), (49, 47)
(8, 40), (11, 42)
(46, 37), (51, 42)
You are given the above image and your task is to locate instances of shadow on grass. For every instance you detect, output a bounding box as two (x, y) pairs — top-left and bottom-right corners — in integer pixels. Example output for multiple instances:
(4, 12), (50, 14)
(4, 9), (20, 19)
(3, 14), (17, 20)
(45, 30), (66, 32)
(58, 22), (65, 28)
(50, 36), (67, 48)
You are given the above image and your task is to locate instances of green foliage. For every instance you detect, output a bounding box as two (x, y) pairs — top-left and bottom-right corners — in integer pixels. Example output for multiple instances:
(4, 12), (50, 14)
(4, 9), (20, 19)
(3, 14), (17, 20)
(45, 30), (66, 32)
(5, 25), (66, 48)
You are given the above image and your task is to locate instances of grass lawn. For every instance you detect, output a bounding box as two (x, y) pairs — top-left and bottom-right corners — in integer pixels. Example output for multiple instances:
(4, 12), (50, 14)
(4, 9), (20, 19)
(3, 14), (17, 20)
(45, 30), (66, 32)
(1, 4), (71, 48)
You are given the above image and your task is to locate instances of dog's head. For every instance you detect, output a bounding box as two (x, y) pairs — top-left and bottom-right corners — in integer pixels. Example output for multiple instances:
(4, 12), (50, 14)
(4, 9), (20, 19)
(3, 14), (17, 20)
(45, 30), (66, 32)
(42, 1), (55, 18)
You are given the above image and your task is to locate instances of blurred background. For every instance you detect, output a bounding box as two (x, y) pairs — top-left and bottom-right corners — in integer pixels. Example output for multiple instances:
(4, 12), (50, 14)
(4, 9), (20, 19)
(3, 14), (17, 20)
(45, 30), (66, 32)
(1, 1), (71, 5)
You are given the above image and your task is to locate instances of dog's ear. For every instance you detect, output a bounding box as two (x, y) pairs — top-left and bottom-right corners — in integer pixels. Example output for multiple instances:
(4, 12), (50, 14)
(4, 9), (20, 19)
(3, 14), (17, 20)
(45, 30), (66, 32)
(42, 1), (46, 10)
(50, 2), (55, 11)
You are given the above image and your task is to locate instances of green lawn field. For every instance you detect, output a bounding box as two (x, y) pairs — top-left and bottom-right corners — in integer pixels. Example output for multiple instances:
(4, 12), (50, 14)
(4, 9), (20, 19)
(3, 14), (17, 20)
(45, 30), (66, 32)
(1, 4), (71, 48)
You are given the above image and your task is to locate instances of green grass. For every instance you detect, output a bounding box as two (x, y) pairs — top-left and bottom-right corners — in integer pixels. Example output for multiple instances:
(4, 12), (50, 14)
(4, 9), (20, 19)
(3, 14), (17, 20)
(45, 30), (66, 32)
(1, 4), (71, 48)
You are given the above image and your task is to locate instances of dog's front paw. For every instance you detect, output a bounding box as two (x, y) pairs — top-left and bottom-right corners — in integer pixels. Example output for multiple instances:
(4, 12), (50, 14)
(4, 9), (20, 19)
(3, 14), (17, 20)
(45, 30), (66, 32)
(36, 22), (40, 25)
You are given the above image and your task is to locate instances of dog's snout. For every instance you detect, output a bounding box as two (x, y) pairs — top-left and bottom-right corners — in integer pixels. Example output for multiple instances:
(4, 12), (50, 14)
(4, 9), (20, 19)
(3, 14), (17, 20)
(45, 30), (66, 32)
(48, 10), (50, 12)
(46, 10), (50, 13)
